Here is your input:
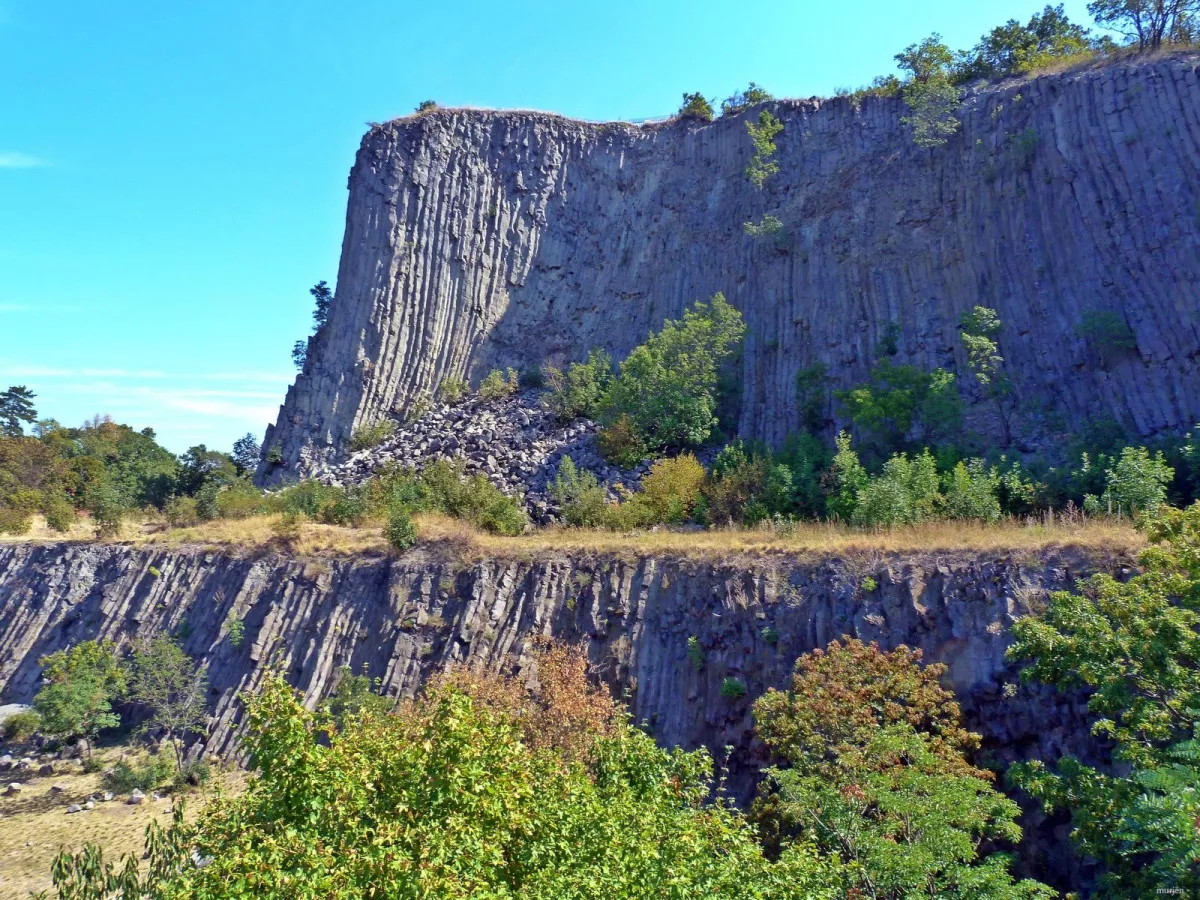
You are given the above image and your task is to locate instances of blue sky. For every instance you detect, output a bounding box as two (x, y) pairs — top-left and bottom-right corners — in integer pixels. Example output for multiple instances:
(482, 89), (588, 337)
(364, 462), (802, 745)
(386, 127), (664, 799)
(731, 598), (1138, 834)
(1, 0), (1096, 454)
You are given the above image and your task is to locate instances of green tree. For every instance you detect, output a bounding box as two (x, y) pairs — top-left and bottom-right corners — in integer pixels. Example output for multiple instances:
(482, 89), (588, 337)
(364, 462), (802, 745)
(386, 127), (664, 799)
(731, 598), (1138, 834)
(292, 339), (307, 371)
(754, 639), (1051, 898)
(231, 433), (261, 474)
(33, 640), (128, 758)
(678, 92), (714, 121)
(321, 665), (393, 731)
(0, 385), (37, 437)
(721, 82), (773, 116)
(542, 349), (614, 421)
(745, 109), (784, 190)
(51, 673), (839, 899)
(836, 361), (962, 460)
(1088, 0), (1199, 48)
(309, 280), (334, 328)
(129, 636), (210, 768)
(959, 306), (1014, 446)
(1008, 502), (1200, 894)
(896, 35), (961, 147)
(853, 450), (943, 526)
(600, 294), (745, 453)
(959, 4), (1095, 79)
(826, 432), (869, 522)
(1095, 445), (1174, 517)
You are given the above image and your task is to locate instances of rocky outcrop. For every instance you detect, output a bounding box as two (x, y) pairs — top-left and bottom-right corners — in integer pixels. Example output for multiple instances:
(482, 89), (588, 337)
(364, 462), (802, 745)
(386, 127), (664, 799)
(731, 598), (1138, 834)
(0, 539), (1133, 883)
(311, 391), (664, 523)
(261, 56), (1200, 483)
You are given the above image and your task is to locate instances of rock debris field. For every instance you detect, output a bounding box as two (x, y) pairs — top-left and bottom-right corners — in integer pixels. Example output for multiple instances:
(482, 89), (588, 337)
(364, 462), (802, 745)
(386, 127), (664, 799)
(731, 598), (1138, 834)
(309, 391), (652, 524)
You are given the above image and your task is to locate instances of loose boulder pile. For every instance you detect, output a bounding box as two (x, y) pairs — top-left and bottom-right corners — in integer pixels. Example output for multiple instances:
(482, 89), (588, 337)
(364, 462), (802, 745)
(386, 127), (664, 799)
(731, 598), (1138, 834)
(310, 392), (653, 524)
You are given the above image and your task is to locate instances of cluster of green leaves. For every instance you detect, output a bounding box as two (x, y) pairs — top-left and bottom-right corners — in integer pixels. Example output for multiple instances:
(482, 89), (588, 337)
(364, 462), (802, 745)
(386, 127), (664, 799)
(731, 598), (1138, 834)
(291, 280), (334, 372)
(721, 82), (773, 116)
(1009, 502), (1200, 894)
(30, 636), (206, 766)
(50, 672), (839, 899)
(835, 360), (962, 462)
(677, 91), (714, 121)
(753, 638), (1052, 898)
(551, 454), (707, 530)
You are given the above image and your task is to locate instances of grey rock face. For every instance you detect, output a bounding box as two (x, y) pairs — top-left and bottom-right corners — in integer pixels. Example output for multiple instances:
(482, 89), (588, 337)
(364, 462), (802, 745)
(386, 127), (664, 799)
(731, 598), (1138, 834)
(260, 57), (1200, 483)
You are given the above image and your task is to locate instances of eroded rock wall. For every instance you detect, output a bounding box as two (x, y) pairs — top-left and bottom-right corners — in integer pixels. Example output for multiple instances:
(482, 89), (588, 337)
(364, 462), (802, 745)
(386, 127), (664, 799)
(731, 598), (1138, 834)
(262, 57), (1200, 482)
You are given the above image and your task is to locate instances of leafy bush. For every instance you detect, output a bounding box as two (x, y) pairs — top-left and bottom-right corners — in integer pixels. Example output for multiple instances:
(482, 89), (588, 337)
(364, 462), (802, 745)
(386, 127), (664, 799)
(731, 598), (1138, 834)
(942, 459), (1002, 522)
(542, 349), (614, 421)
(385, 509), (417, 551)
(549, 456), (610, 527)
(478, 368), (520, 401)
(437, 377), (470, 404)
(852, 450), (942, 527)
(43, 494), (75, 532)
(896, 35), (961, 147)
(745, 110), (784, 190)
(630, 455), (706, 525)
(1077, 310), (1137, 369)
(213, 480), (266, 520)
(836, 361), (961, 461)
(417, 459), (527, 535)
(957, 5), (1096, 80)
(1091, 446), (1174, 517)
(270, 479), (342, 519)
(33, 640), (128, 758)
(226, 617), (246, 649)
(2, 709), (41, 741)
(318, 488), (368, 527)
(163, 495), (200, 527)
(1008, 503), (1200, 893)
(720, 677), (748, 699)
(104, 754), (176, 794)
(687, 636), (704, 671)
(596, 414), (647, 468)
(321, 665), (393, 731)
(826, 432), (869, 523)
(601, 294), (745, 454)
(86, 481), (126, 538)
(678, 92), (714, 121)
(704, 441), (793, 526)
(721, 82), (773, 116)
(349, 419), (396, 452)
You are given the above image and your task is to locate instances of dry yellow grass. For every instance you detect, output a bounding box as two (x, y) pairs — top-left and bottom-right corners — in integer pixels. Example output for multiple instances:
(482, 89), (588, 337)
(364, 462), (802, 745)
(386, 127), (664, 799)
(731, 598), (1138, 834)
(0, 747), (240, 900)
(4, 510), (1144, 563)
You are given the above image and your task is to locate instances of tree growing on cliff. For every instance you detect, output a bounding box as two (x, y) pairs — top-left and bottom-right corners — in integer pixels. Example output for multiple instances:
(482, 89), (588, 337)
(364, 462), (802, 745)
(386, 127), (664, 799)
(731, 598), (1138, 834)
(599, 294), (745, 456)
(309, 280), (334, 329)
(721, 82), (773, 116)
(896, 35), (962, 147)
(958, 4), (1098, 80)
(1008, 502), (1200, 895)
(753, 638), (1053, 899)
(1088, 0), (1200, 49)
(746, 110), (784, 188)
(678, 92), (714, 121)
(959, 306), (1014, 446)
(231, 432), (261, 473)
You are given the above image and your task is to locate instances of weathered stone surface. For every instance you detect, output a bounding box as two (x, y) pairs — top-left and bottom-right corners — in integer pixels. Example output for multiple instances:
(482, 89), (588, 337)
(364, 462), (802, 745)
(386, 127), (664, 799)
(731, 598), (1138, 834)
(260, 57), (1200, 483)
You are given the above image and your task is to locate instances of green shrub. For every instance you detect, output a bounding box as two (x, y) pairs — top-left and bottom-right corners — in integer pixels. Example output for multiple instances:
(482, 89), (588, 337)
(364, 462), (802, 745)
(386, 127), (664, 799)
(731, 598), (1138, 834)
(104, 754), (176, 794)
(550, 457), (610, 527)
(704, 441), (794, 526)
(721, 82), (773, 116)
(349, 419), (396, 452)
(173, 758), (211, 791)
(836, 361), (962, 461)
(86, 481), (125, 538)
(226, 617), (246, 649)
(437, 377), (469, 404)
(42, 494), (76, 533)
(543, 349), (614, 421)
(601, 294), (745, 454)
(687, 636), (704, 671)
(318, 488), (368, 527)
(385, 509), (418, 551)
(419, 459), (527, 535)
(1077, 310), (1137, 369)
(597, 415), (647, 468)
(1096, 446), (1174, 517)
(745, 109), (784, 190)
(0, 503), (33, 535)
(853, 450), (942, 527)
(478, 368), (520, 401)
(942, 459), (1002, 522)
(271, 480), (342, 519)
(720, 677), (748, 699)
(678, 92), (714, 121)
(164, 495), (200, 527)
(634, 455), (706, 525)
(826, 432), (869, 522)
(2, 709), (41, 741)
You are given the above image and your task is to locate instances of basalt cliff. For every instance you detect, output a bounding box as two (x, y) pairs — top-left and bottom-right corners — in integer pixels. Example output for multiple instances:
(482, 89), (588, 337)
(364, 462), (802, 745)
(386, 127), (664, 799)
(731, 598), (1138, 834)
(0, 540), (1131, 884)
(261, 56), (1200, 484)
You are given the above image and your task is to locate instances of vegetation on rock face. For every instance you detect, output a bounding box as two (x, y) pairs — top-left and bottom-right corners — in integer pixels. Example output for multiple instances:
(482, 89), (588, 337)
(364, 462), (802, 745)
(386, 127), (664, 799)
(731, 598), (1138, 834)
(32, 640), (128, 758)
(1009, 501), (1200, 895)
(677, 91), (715, 121)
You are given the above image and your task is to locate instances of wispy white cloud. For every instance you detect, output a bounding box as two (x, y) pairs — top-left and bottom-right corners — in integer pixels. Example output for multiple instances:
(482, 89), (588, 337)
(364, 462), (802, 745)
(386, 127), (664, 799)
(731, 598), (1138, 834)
(0, 152), (46, 169)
